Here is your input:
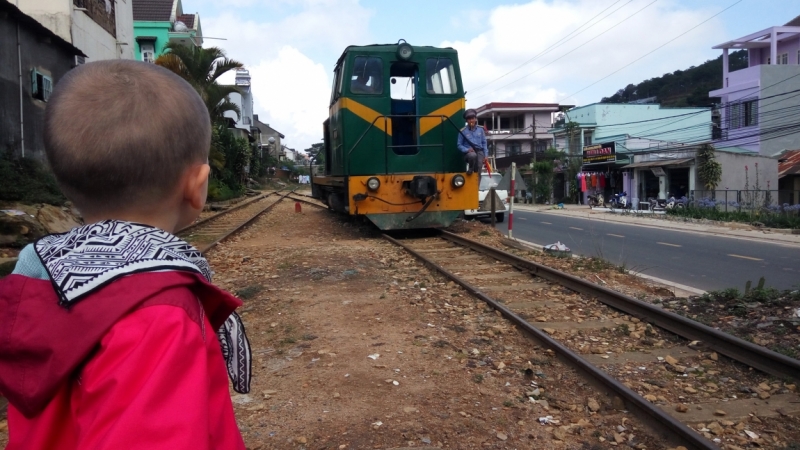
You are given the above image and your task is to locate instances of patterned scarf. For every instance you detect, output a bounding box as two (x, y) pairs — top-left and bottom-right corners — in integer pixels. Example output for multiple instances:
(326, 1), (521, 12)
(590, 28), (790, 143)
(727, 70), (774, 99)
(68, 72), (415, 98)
(35, 220), (251, 394)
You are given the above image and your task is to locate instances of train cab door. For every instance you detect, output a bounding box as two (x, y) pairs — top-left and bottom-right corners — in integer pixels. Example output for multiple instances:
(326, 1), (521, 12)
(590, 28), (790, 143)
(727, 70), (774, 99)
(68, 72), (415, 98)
(389, 62), (419, 165)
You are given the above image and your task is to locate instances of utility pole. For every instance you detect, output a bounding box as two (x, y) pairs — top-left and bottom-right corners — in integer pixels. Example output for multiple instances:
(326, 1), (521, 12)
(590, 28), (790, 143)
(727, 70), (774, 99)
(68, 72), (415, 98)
(531, 125), (536, 205)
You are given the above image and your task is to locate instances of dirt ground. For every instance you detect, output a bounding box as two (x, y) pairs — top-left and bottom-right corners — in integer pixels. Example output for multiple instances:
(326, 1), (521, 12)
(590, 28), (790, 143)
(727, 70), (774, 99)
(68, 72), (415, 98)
(1, 199), (798, 449)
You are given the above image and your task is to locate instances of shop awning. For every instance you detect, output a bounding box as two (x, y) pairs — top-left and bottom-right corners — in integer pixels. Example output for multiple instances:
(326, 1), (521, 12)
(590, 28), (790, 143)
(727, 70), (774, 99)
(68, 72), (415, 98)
(621, 158), (694, 169)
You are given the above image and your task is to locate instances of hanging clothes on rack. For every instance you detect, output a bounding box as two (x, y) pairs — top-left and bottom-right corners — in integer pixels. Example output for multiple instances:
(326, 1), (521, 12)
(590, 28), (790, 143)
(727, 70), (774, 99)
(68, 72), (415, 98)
(580, 173), (587, 192)
(599, 173), (606, 189)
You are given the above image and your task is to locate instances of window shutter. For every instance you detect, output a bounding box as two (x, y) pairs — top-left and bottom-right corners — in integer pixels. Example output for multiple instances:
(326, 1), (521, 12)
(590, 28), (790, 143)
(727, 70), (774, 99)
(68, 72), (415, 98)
(31, 69), (39, 97)
(43, 76), (53, 101)
(751, 100), (758, 126)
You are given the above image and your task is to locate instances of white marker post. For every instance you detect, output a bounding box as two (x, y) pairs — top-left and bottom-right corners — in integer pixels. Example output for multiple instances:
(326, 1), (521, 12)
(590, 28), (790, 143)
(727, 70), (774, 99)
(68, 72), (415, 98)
(508, 162), (515, 239)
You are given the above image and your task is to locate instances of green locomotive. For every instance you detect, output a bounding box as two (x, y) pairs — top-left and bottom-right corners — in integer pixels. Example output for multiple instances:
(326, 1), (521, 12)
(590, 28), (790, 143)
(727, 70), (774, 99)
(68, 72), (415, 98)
(311, 41), (478, 230)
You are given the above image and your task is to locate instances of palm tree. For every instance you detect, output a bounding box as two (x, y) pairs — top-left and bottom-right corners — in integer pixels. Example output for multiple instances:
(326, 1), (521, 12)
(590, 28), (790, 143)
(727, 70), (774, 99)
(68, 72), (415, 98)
(155, 43), (244, 123)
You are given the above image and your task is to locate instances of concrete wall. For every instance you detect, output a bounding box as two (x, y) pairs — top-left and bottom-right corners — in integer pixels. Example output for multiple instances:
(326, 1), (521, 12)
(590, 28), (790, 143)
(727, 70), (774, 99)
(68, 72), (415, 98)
(759, 65), (800, 156)
(133, 21), (171, 60)
(71, 10), (117, 60)
(115, 0), (134, 59)
(16, 0), (71, 42)
(715, 151), (779, 191)
(1, 13), (78, 161)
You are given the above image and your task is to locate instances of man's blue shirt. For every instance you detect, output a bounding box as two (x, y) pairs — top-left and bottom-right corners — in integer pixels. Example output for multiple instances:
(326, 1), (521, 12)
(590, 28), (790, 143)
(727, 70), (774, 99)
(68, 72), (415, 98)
(457, 125), (488, 154)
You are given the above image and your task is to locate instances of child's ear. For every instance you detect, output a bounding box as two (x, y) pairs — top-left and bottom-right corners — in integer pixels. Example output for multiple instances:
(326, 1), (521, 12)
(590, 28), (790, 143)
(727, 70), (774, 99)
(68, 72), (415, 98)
(184, 163), (211, 210)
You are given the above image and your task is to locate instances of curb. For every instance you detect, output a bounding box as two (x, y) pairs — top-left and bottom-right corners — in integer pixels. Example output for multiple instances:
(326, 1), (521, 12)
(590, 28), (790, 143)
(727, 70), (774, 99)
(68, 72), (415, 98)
(501, 237), (707, 298)
(509, 205), (800, 247)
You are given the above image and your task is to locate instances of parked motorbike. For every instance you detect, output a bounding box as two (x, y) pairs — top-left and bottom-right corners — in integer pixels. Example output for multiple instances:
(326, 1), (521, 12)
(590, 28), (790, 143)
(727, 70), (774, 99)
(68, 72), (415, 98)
(587, 193), (604, 208)
(649, 196), (668, 210)
(608, 192), (629, 209)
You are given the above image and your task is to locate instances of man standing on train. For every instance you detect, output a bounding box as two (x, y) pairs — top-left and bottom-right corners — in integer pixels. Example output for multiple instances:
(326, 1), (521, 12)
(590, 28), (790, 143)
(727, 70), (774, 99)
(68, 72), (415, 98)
(457, 109), (487, 176)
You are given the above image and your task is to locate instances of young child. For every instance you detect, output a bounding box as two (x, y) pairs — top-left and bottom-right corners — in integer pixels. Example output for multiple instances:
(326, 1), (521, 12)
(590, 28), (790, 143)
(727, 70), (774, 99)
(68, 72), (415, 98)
(0, 60), (250, 449)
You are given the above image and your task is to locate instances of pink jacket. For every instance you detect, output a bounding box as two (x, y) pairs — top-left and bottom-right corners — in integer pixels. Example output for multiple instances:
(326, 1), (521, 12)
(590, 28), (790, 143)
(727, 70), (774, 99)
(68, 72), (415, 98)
(0, 271), (246, 450)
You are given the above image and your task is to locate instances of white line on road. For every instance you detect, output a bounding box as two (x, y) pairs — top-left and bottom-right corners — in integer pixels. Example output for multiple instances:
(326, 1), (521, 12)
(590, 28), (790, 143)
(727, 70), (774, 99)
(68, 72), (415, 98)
(728, 254), (763, 261)
(569, 227), (583, 231)
(541, 222), (552, 225)
(657, 242), (682, 247)
(607, 233), (625, 238)
(517, 217), (527, 220)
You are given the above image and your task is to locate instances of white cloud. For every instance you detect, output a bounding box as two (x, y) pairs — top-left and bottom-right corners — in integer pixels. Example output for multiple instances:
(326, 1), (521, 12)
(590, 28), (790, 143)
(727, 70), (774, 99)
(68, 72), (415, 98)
(248, 46), (331, 150)
(200, 0), (372, 150)
(446, 0), (727, 107)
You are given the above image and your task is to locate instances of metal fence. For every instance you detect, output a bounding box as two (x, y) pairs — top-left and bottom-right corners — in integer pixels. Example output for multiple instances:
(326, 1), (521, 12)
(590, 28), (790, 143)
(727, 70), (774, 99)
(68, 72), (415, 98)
(689, 190), (800, 211)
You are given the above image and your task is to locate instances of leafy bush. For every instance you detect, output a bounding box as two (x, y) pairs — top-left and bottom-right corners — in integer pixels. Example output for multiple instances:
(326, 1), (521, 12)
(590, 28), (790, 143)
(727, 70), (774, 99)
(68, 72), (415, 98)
(0, 151), (66, 205)
(207, 178), (241, 201)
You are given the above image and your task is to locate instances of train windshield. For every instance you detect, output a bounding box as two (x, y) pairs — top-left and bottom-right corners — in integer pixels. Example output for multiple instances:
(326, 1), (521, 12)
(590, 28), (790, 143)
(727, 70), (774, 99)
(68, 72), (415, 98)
(351, 56), (383, 94)
(426, 58), (457, 94)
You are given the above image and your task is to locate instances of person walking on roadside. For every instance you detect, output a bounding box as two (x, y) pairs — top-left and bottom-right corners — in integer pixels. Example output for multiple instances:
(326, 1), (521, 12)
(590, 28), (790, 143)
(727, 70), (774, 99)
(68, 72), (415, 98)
(457, 109), (487, 176)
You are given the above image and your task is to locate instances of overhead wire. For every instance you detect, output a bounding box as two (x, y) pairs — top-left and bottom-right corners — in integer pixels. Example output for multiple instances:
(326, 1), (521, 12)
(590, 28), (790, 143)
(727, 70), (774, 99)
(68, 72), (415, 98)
(468, 0), (658, 102)
(467, 0), (631, 95)
(560, 0), (743, 102)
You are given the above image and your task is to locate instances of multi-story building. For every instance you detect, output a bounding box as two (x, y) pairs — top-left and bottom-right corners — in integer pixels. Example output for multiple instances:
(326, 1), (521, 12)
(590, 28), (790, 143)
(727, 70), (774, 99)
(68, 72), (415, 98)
(549, 103), (712, 204)
(223, 68), (255, 140)
(18, 0), (134, 61)
(131, 0), (202, 63)
(252, 115), (284, 161)
(709, 16), (800, 156)
(2, 0), (87, 161)
(473, 102), (567, 170)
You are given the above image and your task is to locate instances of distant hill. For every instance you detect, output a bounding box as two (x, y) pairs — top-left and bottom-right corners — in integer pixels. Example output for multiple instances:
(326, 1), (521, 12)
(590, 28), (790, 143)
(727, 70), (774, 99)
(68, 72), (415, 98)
(600, 49), (748, 107)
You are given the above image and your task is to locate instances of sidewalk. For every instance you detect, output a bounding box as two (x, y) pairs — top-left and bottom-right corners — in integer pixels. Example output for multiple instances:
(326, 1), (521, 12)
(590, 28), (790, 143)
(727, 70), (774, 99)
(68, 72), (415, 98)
(508, 202), (800, 247)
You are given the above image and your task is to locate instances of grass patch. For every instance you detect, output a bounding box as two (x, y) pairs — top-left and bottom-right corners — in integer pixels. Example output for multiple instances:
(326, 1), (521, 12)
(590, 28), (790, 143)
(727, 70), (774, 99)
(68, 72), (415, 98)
(235, 285), (262, 300)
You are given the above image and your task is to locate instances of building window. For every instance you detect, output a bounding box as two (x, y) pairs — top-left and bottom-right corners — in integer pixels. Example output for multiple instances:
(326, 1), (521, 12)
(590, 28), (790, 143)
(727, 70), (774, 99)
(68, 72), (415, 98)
(778, 53), (788, 65)
(507, 142), (521, 156)
(140, 42), (155, 63)
(31, 69), (53, 102)
(729, 100), (758, 129)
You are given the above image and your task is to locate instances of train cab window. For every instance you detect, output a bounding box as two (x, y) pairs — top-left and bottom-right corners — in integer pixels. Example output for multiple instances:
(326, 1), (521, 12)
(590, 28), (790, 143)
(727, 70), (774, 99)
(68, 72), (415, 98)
(426, 58), (458, 94)
(350, 57), (383, 94)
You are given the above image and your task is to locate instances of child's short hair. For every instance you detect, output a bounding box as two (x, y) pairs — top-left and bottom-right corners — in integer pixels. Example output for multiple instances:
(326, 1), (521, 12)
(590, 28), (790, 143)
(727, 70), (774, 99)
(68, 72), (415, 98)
(44, 60), (211, 213)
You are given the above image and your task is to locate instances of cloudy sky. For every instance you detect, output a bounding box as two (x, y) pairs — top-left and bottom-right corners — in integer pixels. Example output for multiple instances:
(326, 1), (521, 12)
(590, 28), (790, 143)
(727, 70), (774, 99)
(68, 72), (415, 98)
(191, 0), (793, 152)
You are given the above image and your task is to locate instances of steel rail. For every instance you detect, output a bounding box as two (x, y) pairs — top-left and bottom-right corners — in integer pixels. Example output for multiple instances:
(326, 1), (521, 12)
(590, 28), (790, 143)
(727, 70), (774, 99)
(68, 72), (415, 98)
(178, 189), (284, 235)
(384, 232), (716, 450)
(195, 189), (297, 254)
(439, 230), (800, 383)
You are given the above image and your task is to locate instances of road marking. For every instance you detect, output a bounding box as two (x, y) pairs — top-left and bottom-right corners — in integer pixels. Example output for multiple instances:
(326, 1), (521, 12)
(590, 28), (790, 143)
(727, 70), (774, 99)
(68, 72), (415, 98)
(541, 222), (552, 225)
(657, 242), (682, 247)
(517, 217), (527, 220)
(569, 227), (583, 231)
(607, 233), (625, 238)
(728, 254), (763, 261)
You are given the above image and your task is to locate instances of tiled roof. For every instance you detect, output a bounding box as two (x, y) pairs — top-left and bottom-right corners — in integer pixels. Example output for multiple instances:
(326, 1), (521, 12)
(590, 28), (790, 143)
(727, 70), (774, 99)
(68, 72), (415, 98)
(132, 0), (173, 21)
(176, 14), (194, 28)
(778, 150), (800, 177)
(784, 14), (800, 27)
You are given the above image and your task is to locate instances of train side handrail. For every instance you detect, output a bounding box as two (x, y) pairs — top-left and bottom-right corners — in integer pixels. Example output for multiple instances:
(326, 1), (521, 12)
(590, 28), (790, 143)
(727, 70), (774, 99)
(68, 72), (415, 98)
(345, 114), (468, 175)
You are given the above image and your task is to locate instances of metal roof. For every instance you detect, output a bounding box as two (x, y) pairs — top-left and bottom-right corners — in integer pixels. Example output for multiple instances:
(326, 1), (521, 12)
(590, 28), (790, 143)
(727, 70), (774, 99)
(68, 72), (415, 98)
(621, 158), (694, 169)
(778, 150), (800, 177)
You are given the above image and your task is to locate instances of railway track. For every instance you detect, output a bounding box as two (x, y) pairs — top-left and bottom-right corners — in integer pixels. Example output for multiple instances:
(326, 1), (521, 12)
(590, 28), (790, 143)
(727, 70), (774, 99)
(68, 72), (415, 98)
(385, 230), (800, 450)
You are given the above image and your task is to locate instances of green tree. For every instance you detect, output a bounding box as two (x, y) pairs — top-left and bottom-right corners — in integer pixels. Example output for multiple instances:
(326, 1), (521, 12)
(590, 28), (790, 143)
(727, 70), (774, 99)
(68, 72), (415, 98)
(155, 43), (243, 122)
(697, 144), (722, 190)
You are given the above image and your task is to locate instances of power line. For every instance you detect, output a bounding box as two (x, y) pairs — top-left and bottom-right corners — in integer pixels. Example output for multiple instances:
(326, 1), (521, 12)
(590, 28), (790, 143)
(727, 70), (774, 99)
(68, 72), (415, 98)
(468, 0), (658, 102)
(467, 0), (630, 95)
(560, 0), (743, 102)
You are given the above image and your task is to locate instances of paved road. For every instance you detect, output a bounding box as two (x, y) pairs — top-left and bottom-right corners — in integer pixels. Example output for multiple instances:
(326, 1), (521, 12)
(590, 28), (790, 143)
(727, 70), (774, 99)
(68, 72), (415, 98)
(491, 210), (800, 292)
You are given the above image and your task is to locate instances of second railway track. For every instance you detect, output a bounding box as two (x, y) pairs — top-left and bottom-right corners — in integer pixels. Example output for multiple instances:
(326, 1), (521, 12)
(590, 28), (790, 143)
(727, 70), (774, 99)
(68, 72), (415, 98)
(386, 230), (800, 450)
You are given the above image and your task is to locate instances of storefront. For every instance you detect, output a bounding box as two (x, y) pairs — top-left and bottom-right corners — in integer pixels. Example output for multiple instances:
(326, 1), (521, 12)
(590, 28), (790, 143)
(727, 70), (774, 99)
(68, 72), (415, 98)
(621, 157), (695, 204)
(578, 142), (632, 204)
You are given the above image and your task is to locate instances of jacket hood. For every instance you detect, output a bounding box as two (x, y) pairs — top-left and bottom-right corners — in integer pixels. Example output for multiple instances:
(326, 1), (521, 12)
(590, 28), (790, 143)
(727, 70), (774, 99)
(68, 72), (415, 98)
(0, 271), (241, 418)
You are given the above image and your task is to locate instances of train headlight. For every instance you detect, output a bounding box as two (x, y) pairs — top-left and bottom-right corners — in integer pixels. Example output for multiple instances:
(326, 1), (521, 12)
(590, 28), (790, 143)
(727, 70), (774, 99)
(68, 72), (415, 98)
(397, 43), (414, 61)
(367, 177), (381, 191)
(451, 174), (465, 188)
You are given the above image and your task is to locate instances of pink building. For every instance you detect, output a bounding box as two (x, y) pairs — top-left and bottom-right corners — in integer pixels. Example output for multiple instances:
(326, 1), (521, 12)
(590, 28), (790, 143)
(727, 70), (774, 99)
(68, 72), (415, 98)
(709, 15), (800, 156)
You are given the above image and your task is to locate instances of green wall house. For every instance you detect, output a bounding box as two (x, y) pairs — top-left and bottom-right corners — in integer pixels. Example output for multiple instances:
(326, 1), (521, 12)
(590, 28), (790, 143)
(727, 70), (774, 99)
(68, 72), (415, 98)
(131, 0), (203, 62)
